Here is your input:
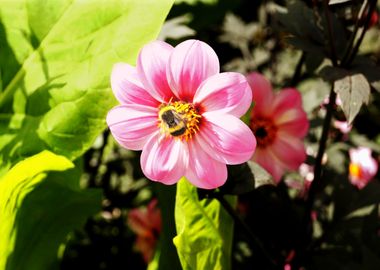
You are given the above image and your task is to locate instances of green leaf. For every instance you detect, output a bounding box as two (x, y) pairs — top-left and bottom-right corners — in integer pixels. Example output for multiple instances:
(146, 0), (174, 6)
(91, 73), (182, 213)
(319, 65), (348, 82)
(328, 0), (352, 4)
(275, 1), (347, 59)
(0, 0), (174, 175)
(298, 78), (330, 114)
(305, 51), (325, 73)
(351, 133), (380, 153)
(158, 14), (196, 41)
(0, 151), (102, 270)
(174, 178), (235, 270)
(348, 181), (380, 212)
(175, 0), (218, 5)
(325, 142), (349, 173)
(220, 161), (274, 195)
(352, 56), (380, 92)
(334, 73), (371, 124)
(319, 66), (371, 123)
(275, 1), (325, 48)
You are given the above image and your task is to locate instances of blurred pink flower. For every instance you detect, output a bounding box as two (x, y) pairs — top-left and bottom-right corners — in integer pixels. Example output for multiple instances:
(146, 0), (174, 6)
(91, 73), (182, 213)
(349, 147), (378, 189)
(128, 199), (162, 263)
(247, 72), (309, 183)
(107, 39), (256, 189)
(285, 163), (314, 199)
(333, 120), (352, 134)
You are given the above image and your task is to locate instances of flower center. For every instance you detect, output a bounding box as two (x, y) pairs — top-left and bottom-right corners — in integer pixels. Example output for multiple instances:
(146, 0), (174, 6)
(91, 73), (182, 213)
(349, 163), (362, 179)
(158, 101), (201, 141)
(250, 117), (277, 148)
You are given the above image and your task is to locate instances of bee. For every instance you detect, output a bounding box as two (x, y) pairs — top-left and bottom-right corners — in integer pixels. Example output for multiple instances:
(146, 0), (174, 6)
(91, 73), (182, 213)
(159, 106), (187, 137)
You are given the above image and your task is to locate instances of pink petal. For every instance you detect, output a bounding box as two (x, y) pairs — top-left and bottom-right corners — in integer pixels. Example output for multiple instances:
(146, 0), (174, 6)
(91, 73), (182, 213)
(252, 147), (286, 183)
(106, 105), (158, 150)
(141, 134), (188, 185)
(193, 72), (252, 117)
(196, 112), (256, 165)
(349, 147), (372, 163)
(137, 41), (174, 102)
(135, 236), (156, 263)
(270, 134), (307, 170)
(128, 209), (152, 236)
(349, 147), (378, 182)
(185, 140), (227, 189)
(167, 39), (220, 102)
(111, 63), (159, 107)
(272, 89), (303, 119)
(275, 109), (309, 138)
(246, 72), (274, 116)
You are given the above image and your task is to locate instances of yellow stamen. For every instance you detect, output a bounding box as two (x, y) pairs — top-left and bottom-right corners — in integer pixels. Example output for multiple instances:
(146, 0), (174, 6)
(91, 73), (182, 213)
(349, 163), (362, 178)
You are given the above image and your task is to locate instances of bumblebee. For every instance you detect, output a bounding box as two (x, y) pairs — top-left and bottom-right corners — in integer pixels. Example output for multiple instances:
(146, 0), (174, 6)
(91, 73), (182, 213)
(159, 106), (187, 136)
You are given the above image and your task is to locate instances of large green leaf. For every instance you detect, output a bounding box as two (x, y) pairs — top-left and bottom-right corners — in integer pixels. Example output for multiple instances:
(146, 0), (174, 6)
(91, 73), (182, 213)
(0, 151), (102, 270)
(0, 0), (174, 175)
(174, 178), (235, 270)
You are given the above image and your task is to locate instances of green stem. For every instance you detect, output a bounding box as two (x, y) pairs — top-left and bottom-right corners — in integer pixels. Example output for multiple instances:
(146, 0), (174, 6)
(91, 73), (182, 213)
(307, 86), (336, 208)
(323, 0), (338, 66)
(341, 0), (369, 65)
(346, 0), (378, 65)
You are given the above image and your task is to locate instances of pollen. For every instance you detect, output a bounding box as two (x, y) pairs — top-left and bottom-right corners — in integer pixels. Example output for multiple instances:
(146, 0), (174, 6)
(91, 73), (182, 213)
(349, 163), (362, 178)
(250, 117), (277, 148)
(158, 101), (202, 141)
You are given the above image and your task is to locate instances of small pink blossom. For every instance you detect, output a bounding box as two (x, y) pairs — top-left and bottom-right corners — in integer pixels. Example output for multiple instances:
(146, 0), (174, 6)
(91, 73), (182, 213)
(247, 72), (309, 183)
(107, 39), (256, 189)
(333, 120), (352, 134)
(285, 163), (314, 198)
(349, 147), (378, 189)
(127, 199), (162, 263)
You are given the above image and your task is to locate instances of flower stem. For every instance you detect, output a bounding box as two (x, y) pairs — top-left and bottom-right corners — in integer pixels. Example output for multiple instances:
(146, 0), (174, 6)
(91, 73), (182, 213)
(341, 0), (369, 65)
(307, 85), (336, 207)
(346, 0), (378, 65)
(323, 0), (338, 66)
(213, 193), (278, 268)
(306, 0), (338, 208)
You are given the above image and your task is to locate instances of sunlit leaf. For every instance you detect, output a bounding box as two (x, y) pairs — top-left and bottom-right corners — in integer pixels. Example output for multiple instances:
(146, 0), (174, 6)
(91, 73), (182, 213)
(298, 78), (330, 114)
(158, 14), (196, 41)
(328, 0), (352, 4)
(0, 151), (102, 270)
(335, 73), (371, 124)
(219, 13), (259, 48)
(0, 0), (174, 175)
(319, 66), (371, 123)
(174, 178), (235, 270)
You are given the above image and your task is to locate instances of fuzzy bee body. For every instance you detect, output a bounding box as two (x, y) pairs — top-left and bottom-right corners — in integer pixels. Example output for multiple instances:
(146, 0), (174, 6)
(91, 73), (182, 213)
(159, 107), (187, 137)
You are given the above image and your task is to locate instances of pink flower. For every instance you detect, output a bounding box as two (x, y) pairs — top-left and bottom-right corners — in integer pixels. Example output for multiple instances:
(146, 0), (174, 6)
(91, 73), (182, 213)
(128, 199), (162, 263)
(107, 39), (256, 189)
(333, 120), (352, 134)
(349, 147), (378, 189)
(246, 72), (309, 183)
